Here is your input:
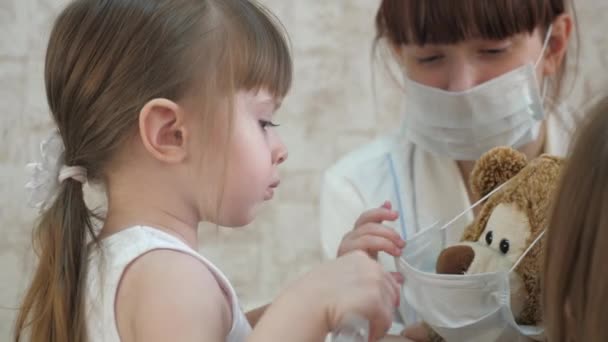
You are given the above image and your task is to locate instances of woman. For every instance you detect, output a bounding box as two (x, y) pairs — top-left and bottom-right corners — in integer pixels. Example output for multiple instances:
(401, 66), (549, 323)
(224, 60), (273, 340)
(320, 0), (577, 338)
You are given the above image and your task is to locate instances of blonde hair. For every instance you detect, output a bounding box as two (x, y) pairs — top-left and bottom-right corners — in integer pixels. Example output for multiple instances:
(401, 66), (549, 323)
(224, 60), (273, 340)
(14, 0), (291, 341)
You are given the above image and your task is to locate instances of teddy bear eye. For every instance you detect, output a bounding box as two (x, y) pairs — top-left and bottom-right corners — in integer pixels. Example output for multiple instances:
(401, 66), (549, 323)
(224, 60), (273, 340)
(485, 231), (493, 245)
(500, 239), (510, 254)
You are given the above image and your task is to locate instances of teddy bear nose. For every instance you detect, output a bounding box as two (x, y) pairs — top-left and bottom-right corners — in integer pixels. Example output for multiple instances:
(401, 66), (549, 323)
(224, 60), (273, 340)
(436, 245), (475, 275)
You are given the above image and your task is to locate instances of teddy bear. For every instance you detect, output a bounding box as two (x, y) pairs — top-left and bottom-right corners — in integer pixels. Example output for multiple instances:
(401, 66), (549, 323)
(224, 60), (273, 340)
(415, 146), (564, 341)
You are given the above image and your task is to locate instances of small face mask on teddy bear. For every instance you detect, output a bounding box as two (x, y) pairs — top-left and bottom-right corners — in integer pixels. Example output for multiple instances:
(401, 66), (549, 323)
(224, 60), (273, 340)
(394, 147), (563, 342)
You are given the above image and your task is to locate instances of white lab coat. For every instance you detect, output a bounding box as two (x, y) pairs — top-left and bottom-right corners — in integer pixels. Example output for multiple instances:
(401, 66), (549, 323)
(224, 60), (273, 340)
(319, 108), (574, 334)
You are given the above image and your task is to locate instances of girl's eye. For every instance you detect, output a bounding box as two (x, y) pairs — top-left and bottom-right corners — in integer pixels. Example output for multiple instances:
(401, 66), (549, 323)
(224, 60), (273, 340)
(259, 120), (280, 130)
(416, 55), (443, 64)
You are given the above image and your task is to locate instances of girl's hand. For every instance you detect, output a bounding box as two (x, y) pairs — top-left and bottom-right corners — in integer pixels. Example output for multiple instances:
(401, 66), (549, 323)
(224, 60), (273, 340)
(337, 201), (405, 260)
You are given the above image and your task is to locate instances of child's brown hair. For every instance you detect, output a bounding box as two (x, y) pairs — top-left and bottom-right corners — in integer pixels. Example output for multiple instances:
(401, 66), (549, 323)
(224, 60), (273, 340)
(14, 1), (291, 341)
(544, 95), (608, 342)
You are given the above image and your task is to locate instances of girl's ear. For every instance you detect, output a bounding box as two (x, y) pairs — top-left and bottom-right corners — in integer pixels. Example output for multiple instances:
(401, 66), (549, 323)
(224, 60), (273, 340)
(139, 98), (189, 164)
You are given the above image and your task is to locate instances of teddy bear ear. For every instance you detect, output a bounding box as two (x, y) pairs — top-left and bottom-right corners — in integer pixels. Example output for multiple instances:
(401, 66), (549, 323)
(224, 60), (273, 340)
(470, 147), (528, 199)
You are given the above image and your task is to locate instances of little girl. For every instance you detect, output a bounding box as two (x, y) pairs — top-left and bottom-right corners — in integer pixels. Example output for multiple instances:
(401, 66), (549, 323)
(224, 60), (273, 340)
(543, 95), (608, 342)
(15, 1), (399, 341)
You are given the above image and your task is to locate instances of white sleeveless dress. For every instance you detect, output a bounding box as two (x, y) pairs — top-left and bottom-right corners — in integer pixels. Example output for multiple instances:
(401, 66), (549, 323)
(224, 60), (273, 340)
(85, 226), (251, 341)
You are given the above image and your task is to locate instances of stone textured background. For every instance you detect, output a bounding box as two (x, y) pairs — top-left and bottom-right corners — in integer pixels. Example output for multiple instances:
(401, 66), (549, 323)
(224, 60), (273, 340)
(1, 0), (607, 338)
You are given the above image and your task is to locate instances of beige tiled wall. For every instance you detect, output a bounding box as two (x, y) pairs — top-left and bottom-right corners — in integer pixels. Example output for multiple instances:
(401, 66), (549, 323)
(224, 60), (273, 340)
(1, 0), (607, 339)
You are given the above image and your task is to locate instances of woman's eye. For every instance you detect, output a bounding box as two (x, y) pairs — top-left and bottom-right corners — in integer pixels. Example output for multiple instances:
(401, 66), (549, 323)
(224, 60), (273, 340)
(480, 47), (507, 55)
(416, 55), (443, 64)
(259, 120), (280, 130)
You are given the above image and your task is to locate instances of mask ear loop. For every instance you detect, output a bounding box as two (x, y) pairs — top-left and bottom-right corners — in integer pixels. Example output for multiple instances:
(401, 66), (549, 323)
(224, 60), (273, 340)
(439, 178), (512, 233)
(537, 24), (553, 100)
(532, 24), (554, 123)
(509, 229), (546, 273)
(535, 25), (554, 67)
(541, 78), (550, 101)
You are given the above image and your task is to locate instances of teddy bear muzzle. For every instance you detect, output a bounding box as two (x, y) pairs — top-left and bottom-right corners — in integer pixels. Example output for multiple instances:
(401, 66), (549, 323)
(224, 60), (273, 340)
(436, 245), (475, 275)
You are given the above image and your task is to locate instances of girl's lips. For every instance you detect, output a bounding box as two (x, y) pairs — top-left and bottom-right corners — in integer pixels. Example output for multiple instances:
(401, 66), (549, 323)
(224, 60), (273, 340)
(264, 180), (280, 200)
(264, 188), (274, 200)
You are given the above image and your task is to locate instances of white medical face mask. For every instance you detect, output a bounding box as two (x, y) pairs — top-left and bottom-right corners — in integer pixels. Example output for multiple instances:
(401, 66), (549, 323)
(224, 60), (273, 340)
(402, 26), (553, 161)
(394, 183), (547, 342)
